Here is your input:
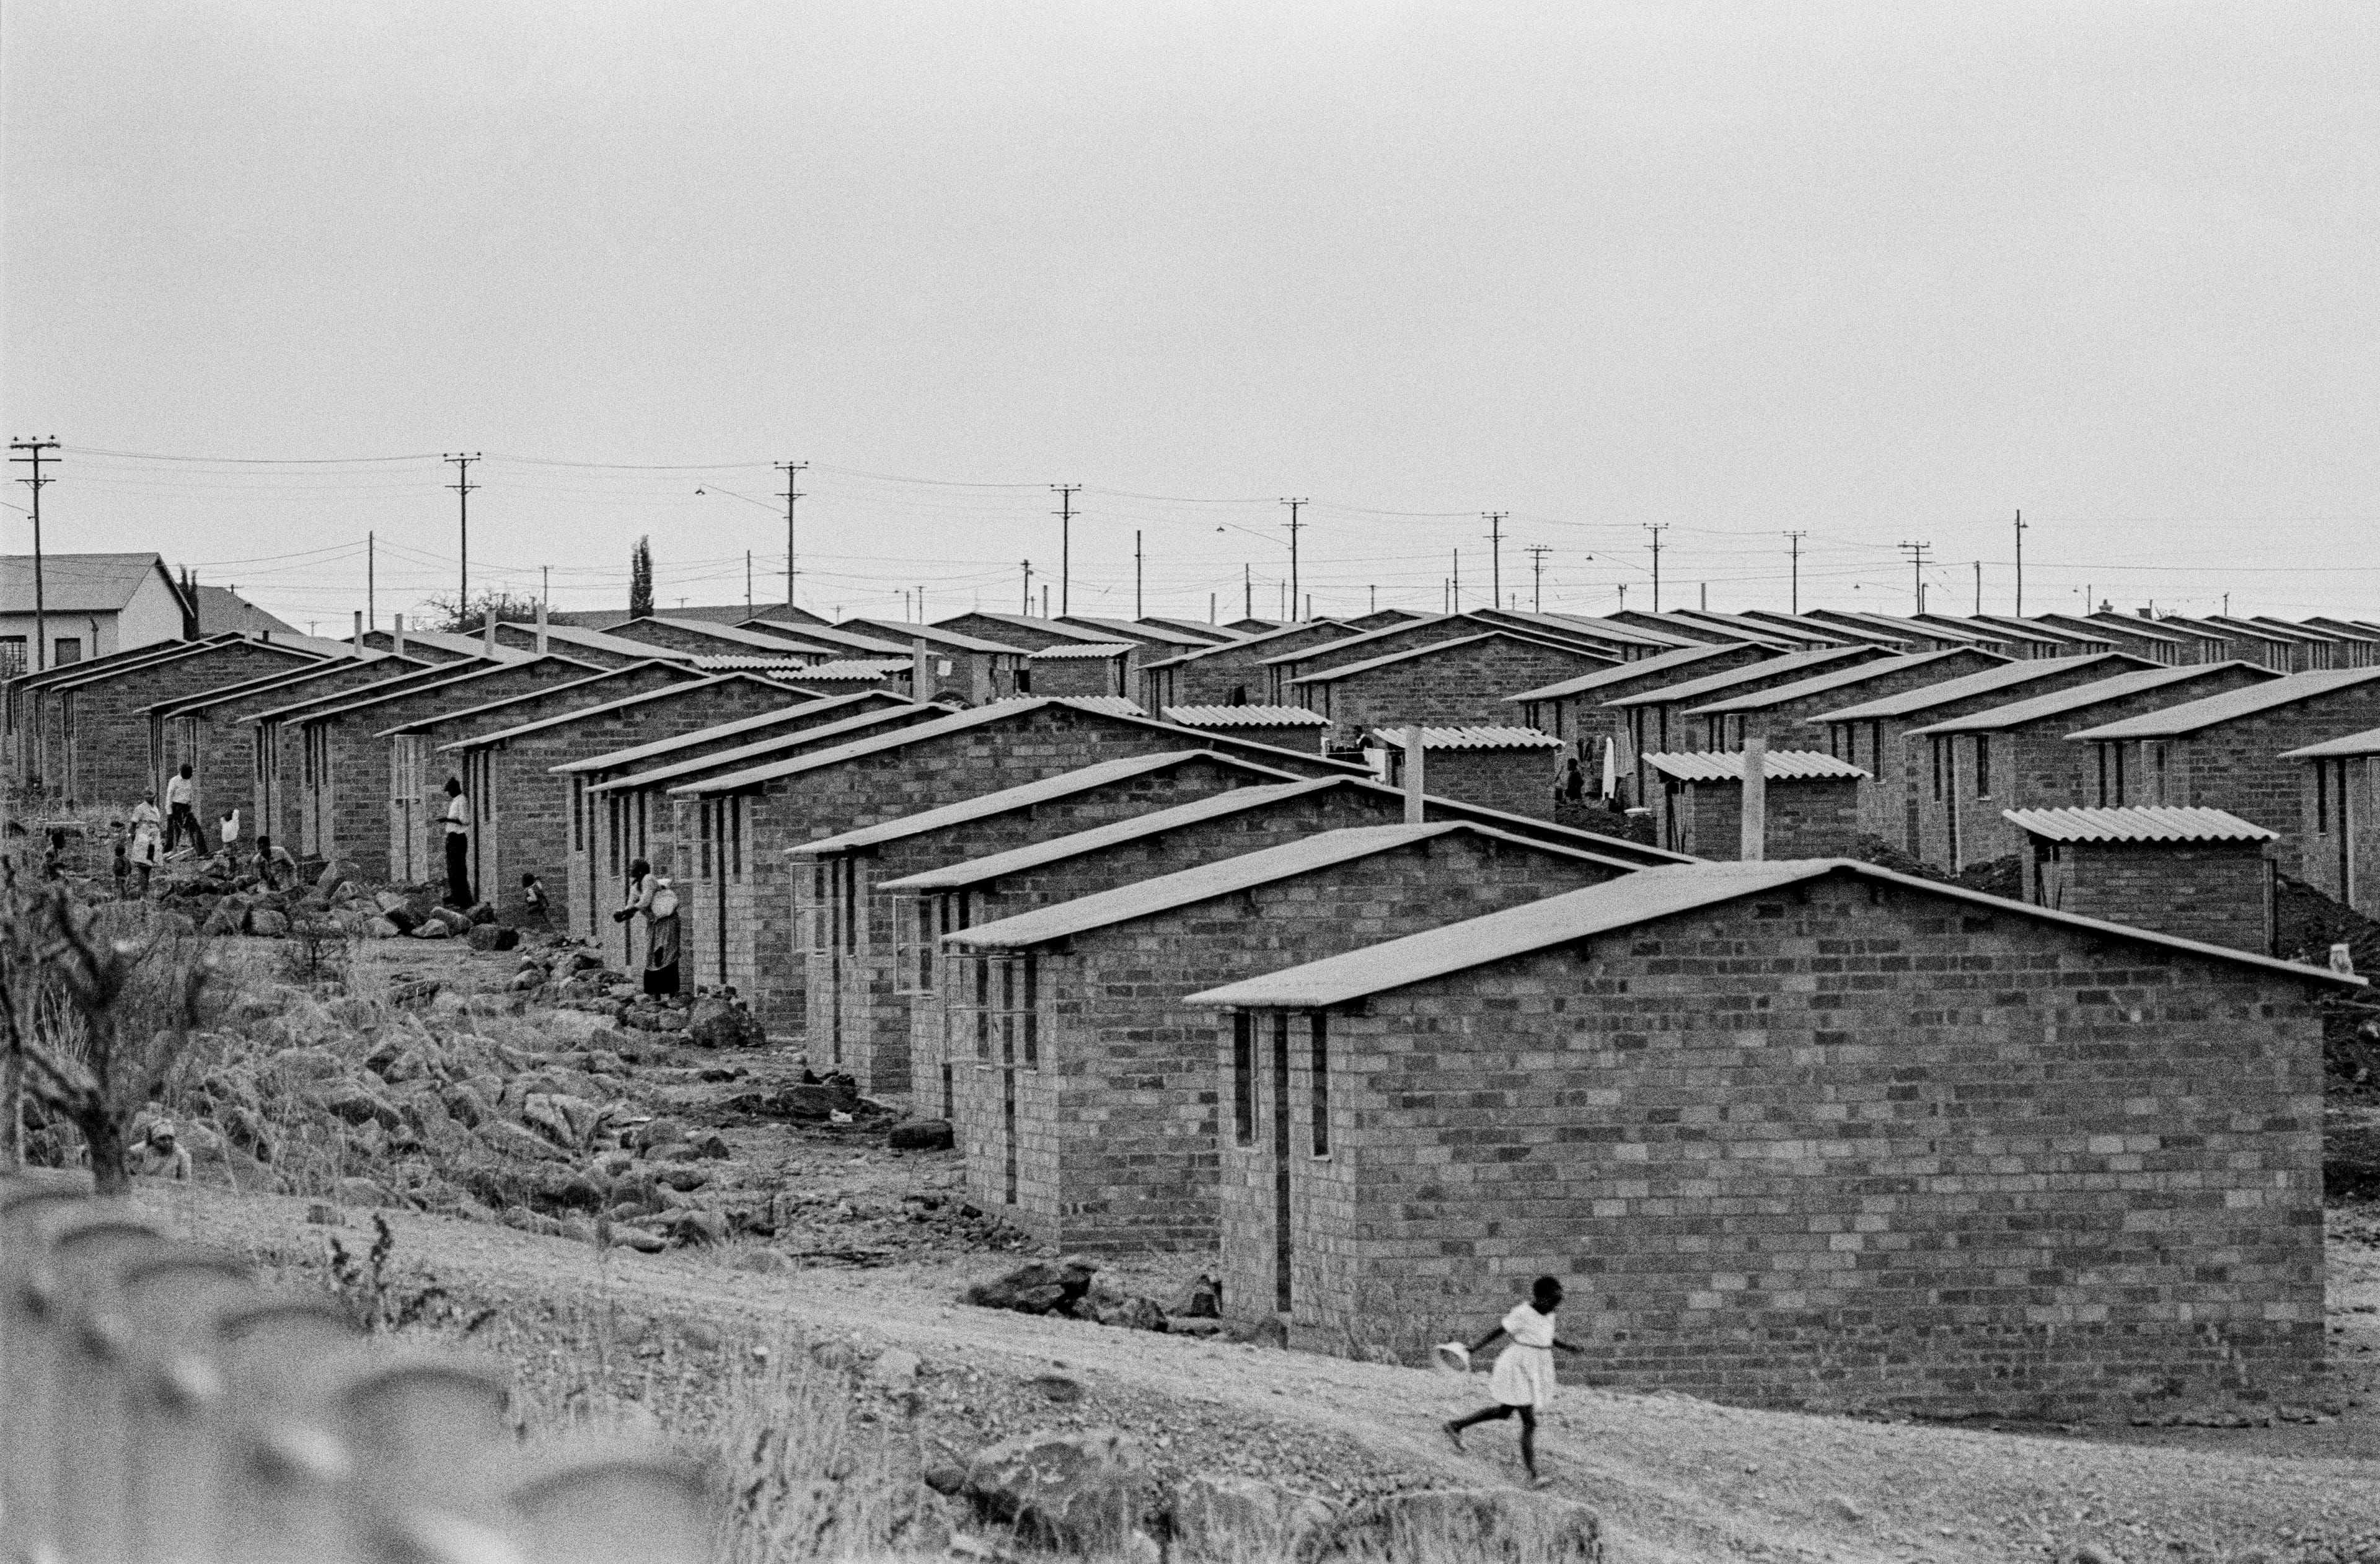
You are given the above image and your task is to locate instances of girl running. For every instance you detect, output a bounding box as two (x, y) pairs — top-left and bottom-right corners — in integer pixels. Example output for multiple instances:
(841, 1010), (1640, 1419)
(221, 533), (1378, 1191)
(1443, 1275), (1587, 1487)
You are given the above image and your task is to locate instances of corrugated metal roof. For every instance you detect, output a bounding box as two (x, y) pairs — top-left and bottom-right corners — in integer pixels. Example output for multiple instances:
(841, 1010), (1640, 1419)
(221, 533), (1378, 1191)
(878, 780), (1344, 891)
(1809, 654), (2151, 723)
(834, 618), (1035, 655)
(254, 652), (597, 725)
(1602, 645), (1887, 709)
(2040, 612), (2190, 645)
(2284, 726), (2380, 759)
(550, 691), (914, 774)
(687, 655), (818, 674)
(1370, 725), (1564, 751)
(943, 822), (1610, 950)
(990, 693), (1145, 717)
(1027, 642), (1136, 661)
(375, 663), (681, 737)
(1504, 643), (1755, 704)
(2001, 806), (2278, 844)
(149, 653), (421, 717)
(933, 611), (1123, 646)
(790, 749), (1305, 856)
(1058, 615), (1216, 648)
(1644, 749), (1868, 782)
(630, 615), (860, 653)
(790, 658), (910, 680)
(0, 552), (177, 616)
(1183, 858), (2364, 1010)
(440, 673), (804, 753)
(2065, 667), (2380, 740)
(500, 621), (694, 660)
(363, 627), (537, 663)
(1165, 704), (1329, 727)
(1680, 649), (2002, 716)
(1287, 631), (1608, 686)
(1910, 662), (2280, 736)
(1139, 620), (1360, 673)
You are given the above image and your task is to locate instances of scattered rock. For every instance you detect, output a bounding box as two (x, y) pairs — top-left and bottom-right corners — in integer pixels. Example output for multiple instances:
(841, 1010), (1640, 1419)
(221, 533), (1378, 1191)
(689, 1130), (731, 1160)
(961, 1429), (1148, 1555)
(334, 1177), (389, 1208)
(302, 1079), (406, 1133)
(467, 922), (519, 952)
(677, 1320), (723, 1350)
(632, 1117), (686, 1152)
(888, 1118), (955, 1152)
(610, 1225), (667, 1254)
(870, 1348), (923, 1385)
(685, 994), (764, 1049)
(1175, 1274), (1222, 1319)
(477, 1118), (569, 1162)
(1308, 1489), (1602, 1563)
(965, 1258), (1097, 1316)
(668, 1208), (729, 1245)
(521, 1093), (604, 1149)
(306, 1202), (343, 1226)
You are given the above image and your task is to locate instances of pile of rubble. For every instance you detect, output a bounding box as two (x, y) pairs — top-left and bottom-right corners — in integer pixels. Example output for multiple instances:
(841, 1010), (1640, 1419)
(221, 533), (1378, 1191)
(963, 1256), (1225, 1336)
(531, 948), (769, 1046)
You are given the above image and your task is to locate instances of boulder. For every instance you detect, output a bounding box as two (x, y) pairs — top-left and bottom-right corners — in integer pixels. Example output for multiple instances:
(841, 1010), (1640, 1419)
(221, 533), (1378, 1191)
(374, 890), (412, 914)
(1170, 1475), (1338, 1562)
(413, 922), (451, 940)
(869, 1347), (923, 1385)
(1175, 1274), (1223, 1320)
(668, 1208), (729, 1246)
(1095, 1296), (1168, 1333)
(364, 917), (402, 939)
(964, 1258), (1096, 1316)
(201, 901), (244, 936)
(611, 1224), (668, 1253)
(772, 1084), (854, 1122)
(539, 1168), (610, 1212)
(961, 1429), (1149, 1555)
(477, 1118), (569, 1162)
(658, 1165), (710, 1193)
(685, 995), (764, 1049)
(688, 1130), (731, 1160)
(631, 1117), (686, 1152)
(439, 1084), (493, 1129)
(522, 1093), (604, 1150)
(245, 909), (292, 938)
(268, 1046), (346, 1084)
(888, 1119), (955, 1152)
(302, 1079), (406, 1133)
(1307, 1490), (1603, 1563)
(334, 1177), (390, 1209)
(467, 922), (519, 952)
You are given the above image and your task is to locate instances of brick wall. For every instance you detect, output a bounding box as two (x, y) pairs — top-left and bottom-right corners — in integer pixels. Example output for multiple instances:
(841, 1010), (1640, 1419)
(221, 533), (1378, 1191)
(488, 625), (649, 669)
(1518, 645), (1771, 769)
(1167, 721), (1326, 756)
(961, 828), (1628, 1252)
(1613, 651), (1892, 811)
(2293, 756), (2380, 921)
(1295, 638), (1611, 746)
(1397, 747), (1557, 821)
(702, 705), (1355, 1036)
(1705, 651), (2006, 755)
(1261, 617), (1486, 702)
(2135, 691), (2380, 878)
(1659, 777), (1862, 859)
(301, 660), (596, 882)
(1220, 875), (2327, 1419)
(1915, 665), (2275, 872)
(158, 660), (418, 849)
(2026, 837), (2273, 953)
(1139, 623), (1357, 710)
(56, 642), (320, 809)
(1025, 656), (1128, 699)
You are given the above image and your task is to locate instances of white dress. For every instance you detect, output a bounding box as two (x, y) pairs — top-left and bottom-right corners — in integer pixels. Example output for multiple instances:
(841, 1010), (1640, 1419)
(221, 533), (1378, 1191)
(1488, 1302), (1558, 1408)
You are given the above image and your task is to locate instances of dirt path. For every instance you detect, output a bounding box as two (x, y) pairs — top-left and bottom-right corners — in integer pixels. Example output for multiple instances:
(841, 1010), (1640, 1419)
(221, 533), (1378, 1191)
(140, 1180), (2380, 1564)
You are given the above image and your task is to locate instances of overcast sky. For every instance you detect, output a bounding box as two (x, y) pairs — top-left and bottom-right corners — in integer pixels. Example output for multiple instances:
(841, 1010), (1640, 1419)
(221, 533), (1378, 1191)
(4, 2), (2374, 632)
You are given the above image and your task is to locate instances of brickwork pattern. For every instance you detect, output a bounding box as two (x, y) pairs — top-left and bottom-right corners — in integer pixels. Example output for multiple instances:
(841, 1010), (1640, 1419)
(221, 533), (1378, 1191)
(1414, 748), (1558, 821)
(2144, 692), (2380, 878)
(2029, 839), (2273, 953)
(1139, 622), (1355, 710)
(957, 830), (1626, 1252)
(1519, 644), (1769, 767)
(1219, 879), (2327, 1419)
(1294, 638), (1611, 746)
(1706, 651), (2005, 755)
(2293, 758), (2380, 919)
(1660, 777), (1862, 860)
(1024, 656), (1128, 700)
(54, 643), (317, 809)
(1262, 617), (1486, 702)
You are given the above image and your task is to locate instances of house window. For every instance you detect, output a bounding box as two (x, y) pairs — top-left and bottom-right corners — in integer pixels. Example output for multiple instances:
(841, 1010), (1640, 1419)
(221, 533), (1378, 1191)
(1973, 736), (1991, 800)
(795, 861), (829, 955)
(2153, 743), (2169, 805)
(1308, 1013), (1329, 1159)
(0, 637), (23, 678)
(699, 798), (714, 877)
(969, 955), (1041, 1069)
(972, 957), (993, 1063)
(837, 858), (862, 954)
(893, 896), (932, 995)
(1232, 1014), (1254, 1146)
(571, 777), (584, 852)
(52, 637), (81, 666)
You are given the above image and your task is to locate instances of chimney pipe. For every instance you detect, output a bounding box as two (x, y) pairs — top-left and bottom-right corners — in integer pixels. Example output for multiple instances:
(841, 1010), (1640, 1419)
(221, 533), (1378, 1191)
(483, 612), (497, 658)
(912, 638), (933, 702)
(353, 610), (365, 658)
(536, 599), (549, 655)
(393, 613), (406, 659)
(1739, 734), (1768, 862)
(1403, 725), (1427, 824)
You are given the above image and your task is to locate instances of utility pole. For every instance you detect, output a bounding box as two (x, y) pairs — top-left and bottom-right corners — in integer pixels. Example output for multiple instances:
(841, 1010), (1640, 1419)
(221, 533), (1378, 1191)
(9, 438), (57, 670)
(2013, 510), (2027, 616)
(1452, 549), (1461, 612)
(1483, 513), (1508, 608)
(540, 563), (549, 606)
(1021, 560), (1034, 614)
(1280, 498), (1306, 619)
(745, 552), (753, 617)
(1244, 563), (1252, 622)
(444, 453), (479, 617)
(1784, 531), (1805, 615)
(776, 461), (807, 613)
(1369, 585), (1377, 615)
(1051, 485), (1080, 616)
(368, 531), (377, 634)
(1973, 560), (1982, 614)
(1134, 530), (1144, 619)
(1643, 523), (1669, 612)
(1898, 540), (1933, 614)
(1523, 544), (1551, 612)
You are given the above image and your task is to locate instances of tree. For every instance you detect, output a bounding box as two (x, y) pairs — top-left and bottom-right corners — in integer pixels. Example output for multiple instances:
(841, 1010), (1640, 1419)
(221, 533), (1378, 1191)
(420, 590), (546, 635)
(1, 881), (213, 1194)
(630, 537), (654, 619)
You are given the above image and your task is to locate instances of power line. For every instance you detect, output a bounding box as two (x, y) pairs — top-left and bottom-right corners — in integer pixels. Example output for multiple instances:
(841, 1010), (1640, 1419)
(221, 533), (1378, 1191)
(777, 461), (808, 611)
(1898, 539), (1933, 614)
(1523, 544), (1551, 612)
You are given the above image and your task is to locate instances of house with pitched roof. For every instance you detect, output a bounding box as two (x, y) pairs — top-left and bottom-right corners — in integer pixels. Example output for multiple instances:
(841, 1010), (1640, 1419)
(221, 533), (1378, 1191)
(1285, 632), (1613, 745)
(1136, 620), (1362, 712)
(2005, 806), (2277, 952)
(23, 635), (325, 807)
(1602, 645), (1893, 807)
(1188, 858), (2351, 1417)
(0, 551), (195, 674)
(1906, 662), (2281, 872)
(1644, 748), (1867, 858)
(1677, 648), (2010, 755)
(1505, 642), (1776, 780)
(1160, 704), (1330, 755)
(1359, 725), (1566, 818)
(941, 823), (1640, 1249)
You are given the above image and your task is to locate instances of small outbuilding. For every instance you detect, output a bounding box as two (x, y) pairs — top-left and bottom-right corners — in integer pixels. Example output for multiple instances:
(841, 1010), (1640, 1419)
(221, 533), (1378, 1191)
(1643, 748), (1866, 859)
(2003, 805), (2277, 953)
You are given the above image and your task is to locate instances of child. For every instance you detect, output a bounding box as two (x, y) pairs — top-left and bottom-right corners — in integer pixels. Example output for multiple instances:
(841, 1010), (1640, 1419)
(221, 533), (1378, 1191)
(111, 831), (131, 900)
(40, 828), (68, 883)
(1442, 1276), (1587, 1487)
(521, 872), (551, 928)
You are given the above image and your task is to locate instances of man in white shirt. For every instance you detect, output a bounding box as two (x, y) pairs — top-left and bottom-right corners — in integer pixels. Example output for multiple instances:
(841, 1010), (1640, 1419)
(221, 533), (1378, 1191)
(164, 764), (198, 855)
(442, 775), (475, 908)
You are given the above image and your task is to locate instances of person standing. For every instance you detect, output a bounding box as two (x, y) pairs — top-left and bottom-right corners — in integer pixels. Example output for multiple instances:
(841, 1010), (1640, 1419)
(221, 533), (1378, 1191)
(164, 764), (198, 855)
(612, 857), (682, 997)
(1442, 1276), (1587, 1487)
(441, 775), (475, 908)
(128, 790), (162, 896)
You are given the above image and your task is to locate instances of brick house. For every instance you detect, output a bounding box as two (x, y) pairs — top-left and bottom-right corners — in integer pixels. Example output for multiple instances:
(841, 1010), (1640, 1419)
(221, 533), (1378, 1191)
(788, 748), (1320, 1091)
(1025, 643), (1135, 699)
(1903, 661), (2281, 873)
(1057, 616), (1218, 659)
(575, 701), (952, 975)
(603, 616), (858, 661)
(930, 612), (1126, 656)
(1505, 643), (1776, 800)
(1186, 858), (2351, 1418)
(26, 636), (327, 808)
(1604, 645), (1893, 808)
(1287, 632), (1615, 746)
(1677, 648), (2011, 758)
(668, 700), (1377, 1033)
(941, 822), (1638, 1250)
(269, 655), (602, 880)
(2035, 612), (2195, 666)
(1138, 616), (1246, 645)
(427, 673), (814, 924)
(831, 619), (1034, 705)
(1913, 615), (2093, 660)
(1360, 726), (1565, 819)
(2281, 727), (2380, 917)
(376, 663), (706, 885)
(1160, 705), (1330, 755)
(2059, 668), (2380, 879)
(9, 634), (218, 784)
(1810, 653), (2157, 854)
(1741, 610), (1915, 650)
(2149, 616), (2303, 673)
(488, 621), (696, 669)
(2087, 612), (2234, 665)
(1254, 615), (1500, 703)
(1644, 749), (1866, 858)
(348, 624), (514, 663)
(2005, 806), (2277, 953)
(1463, 609), (1703, 662)
(1137, 621), (1362, 711)
(1805, 610), (2007, 656)
(151, 653), (430, 846)
(1627, 609), (1827, 652)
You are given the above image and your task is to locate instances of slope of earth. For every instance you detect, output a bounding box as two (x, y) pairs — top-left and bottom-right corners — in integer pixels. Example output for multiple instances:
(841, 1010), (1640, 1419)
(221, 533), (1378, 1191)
(140, 1180), (2380, 1564)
